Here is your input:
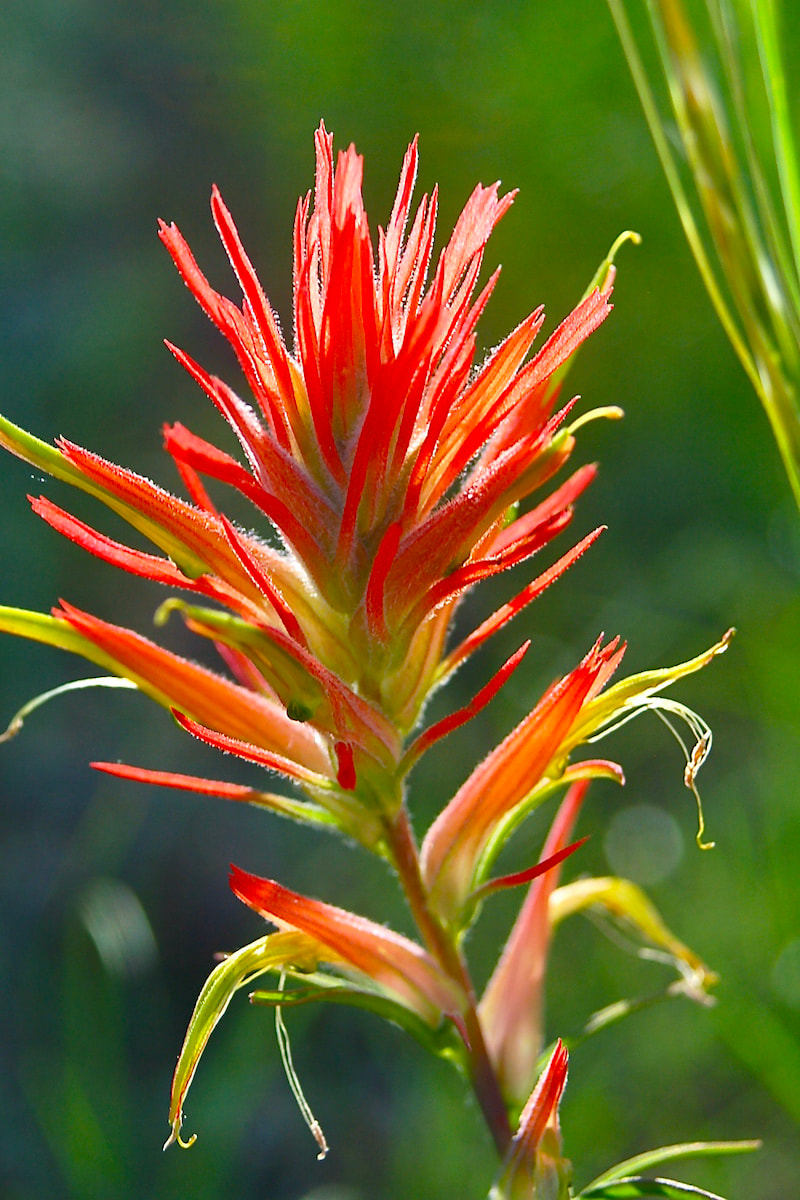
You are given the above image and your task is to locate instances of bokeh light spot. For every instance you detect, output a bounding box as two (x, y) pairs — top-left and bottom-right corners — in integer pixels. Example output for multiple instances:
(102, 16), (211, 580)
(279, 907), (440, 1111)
(603, 804), (684, 885)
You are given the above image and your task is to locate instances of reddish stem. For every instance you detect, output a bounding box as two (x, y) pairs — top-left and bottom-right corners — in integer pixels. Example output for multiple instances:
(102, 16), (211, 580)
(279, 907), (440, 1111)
(387, 805), (512, 1157)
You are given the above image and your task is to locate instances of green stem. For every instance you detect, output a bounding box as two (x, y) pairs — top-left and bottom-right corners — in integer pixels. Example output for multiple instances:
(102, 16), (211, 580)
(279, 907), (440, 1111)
(387, 805), (513, 1158)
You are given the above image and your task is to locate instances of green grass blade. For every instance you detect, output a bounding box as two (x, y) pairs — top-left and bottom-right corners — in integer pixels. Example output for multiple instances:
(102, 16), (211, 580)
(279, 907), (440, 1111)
(753, 0), (800, 283)
(606, 0), (760, 394)
(708, 0), (800, 344)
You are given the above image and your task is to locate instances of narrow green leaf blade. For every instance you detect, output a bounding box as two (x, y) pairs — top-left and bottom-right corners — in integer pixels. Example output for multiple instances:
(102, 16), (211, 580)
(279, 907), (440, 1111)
(581, 1177), (729, 1199)
(164, 931), (322, 1151)
(581, 1140), (761, 1193)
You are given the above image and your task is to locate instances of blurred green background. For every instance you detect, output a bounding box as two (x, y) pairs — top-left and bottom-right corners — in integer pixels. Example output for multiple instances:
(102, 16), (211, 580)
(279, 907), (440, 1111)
(1, 1), (798, 1197)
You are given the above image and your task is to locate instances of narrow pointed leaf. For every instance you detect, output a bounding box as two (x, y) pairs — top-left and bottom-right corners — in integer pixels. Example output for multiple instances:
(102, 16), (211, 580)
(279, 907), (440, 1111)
(470, 837), (589, 901)
(165, 931), (323, 1150)
(580, 1179), (730, 1199)
(399, 641), (529, 775)
(581, 1140), (761, 1195)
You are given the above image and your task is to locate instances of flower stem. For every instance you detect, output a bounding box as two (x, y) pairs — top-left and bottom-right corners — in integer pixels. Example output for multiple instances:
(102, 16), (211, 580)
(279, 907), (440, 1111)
(387, 805), (513, 1157)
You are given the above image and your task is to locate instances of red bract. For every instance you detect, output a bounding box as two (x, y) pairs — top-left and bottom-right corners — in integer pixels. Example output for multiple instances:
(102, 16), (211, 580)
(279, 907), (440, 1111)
(480, 782), (590, 1104)
(493, 1041), (572, 1200)
(230, 865), (465, 1025)
(420, 636), (626, 923)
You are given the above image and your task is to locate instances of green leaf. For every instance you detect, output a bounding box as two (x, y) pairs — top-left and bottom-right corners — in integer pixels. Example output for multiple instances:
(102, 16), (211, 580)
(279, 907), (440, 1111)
(581, 1141), (761, 1194)
(164, 931), (324, 1150)
(580, 1178), (729, 1199)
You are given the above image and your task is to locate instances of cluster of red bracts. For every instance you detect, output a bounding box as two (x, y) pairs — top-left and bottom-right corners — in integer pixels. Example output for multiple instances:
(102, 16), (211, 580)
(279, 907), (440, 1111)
(0, 124), (725, 1179)
(2, 122), (614, 813)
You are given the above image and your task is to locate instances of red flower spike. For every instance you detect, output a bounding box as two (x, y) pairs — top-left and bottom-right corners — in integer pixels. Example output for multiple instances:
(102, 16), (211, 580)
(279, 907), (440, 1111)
(0, 127), (732, 1174)
(229, 865), (464, 1024)
(154, 124), (611, 677)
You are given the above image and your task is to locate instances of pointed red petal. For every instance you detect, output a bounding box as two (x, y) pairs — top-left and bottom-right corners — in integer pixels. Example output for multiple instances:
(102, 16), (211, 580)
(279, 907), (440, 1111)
(30, 496), (192, 588)
(91, 761), (261, 801)
(171, 709), (334, 789)
(473, 835), (589, 899)
(54, 601), (329, 772)
(209, 184), (296, 411)
(444, 528), (604, 676)
(514, 1040), (569, 1153)
(229, 865), (462, 1021)
(400, 641), (530, 774)
(219, 514), (307, 647)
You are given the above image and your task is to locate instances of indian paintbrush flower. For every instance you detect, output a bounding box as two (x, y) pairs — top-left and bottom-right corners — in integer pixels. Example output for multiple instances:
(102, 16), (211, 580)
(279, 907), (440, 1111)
(0, 123), (729, 1177)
